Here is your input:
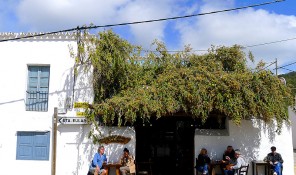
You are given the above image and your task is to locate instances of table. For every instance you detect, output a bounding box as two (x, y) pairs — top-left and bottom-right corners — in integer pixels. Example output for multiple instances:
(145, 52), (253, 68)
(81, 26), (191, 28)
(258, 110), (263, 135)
(210, 161), (222, 175)
(252, 160), (270, 175)
(103, 163), (122, 175)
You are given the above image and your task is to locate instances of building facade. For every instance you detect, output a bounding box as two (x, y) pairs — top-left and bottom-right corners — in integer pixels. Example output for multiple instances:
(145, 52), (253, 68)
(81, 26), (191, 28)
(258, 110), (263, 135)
(0, 33), (294, 175)
(0, 33), (135, 175)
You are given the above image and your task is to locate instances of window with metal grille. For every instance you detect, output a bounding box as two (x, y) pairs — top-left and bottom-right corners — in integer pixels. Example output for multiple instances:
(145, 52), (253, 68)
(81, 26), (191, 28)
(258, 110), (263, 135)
(26, 66), (50, 111)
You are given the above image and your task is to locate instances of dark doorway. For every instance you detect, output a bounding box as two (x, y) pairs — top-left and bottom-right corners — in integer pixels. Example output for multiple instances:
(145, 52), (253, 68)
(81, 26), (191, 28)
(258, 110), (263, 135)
(135, 116), (195, 175)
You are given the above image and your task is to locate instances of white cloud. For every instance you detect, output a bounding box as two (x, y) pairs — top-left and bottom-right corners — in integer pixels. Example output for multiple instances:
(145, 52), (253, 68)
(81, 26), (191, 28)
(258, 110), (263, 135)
(5, 0), (296, 74)
(14, 0), (183, 48)
(116, 0), (175, 48)
(176, 2), (296, 72)
(16, 0), (130, 31)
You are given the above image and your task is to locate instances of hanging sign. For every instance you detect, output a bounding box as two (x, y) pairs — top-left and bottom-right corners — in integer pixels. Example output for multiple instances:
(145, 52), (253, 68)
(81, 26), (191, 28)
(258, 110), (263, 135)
(76, 111), (88, 117)
(73, 102), (90, 109)
(58, 117), (87, 124)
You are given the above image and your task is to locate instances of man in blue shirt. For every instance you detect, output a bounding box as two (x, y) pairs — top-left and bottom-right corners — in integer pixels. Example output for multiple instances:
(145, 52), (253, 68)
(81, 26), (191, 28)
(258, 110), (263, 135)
(89, 146), (107, 175)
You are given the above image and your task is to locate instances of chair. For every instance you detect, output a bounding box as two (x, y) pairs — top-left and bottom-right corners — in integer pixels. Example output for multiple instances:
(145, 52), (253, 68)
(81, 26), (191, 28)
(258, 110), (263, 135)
(136, 161), (153, 175)
(238, 164), (249, 175)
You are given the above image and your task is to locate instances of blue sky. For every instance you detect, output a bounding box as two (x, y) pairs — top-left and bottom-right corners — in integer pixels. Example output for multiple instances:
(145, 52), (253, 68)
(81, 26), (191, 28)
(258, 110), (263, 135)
(0, 0), (296, 75)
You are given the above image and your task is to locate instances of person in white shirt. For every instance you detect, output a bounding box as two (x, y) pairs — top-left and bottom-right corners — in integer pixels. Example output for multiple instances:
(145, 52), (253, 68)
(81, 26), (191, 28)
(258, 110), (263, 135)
(224, 149), (246, 175)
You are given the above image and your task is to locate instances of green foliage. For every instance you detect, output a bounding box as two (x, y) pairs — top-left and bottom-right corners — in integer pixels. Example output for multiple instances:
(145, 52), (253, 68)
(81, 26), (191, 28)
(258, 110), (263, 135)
(75, 30), (293, 135)
(280, 72), (296, 96)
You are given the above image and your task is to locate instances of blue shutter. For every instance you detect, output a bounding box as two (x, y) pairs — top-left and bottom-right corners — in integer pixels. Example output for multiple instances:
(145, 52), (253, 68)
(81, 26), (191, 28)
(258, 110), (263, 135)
(26, 67), (38, 111)
(16, 132), (50, 160)
(33, 132), (50, 160)
(38, 66), (50, 111)
(26, 66), (50, 111)
(16, 132), (33, 160)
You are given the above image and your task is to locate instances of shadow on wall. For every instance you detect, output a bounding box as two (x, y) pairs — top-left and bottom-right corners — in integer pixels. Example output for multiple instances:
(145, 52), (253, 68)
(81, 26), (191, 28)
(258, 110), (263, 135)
(255, 118), (291, 143)
(57, 124), (136, 175)
(57, 65), (93, 109)
(196, 118), (291, 164)
(81, 126), (136, 161)
(0, 66), (91, 109)
(73, 66), (93, 103)
(57, 66), (75, 109)
(234, 120), (261, 163)
(0, 66), (73, 106)
(195, 119), (261, 163)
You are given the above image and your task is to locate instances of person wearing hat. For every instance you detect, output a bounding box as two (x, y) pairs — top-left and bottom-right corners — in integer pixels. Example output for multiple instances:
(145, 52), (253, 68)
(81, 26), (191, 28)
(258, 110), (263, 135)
(265, 146), (283, 175)
(223, 149), (246, 175)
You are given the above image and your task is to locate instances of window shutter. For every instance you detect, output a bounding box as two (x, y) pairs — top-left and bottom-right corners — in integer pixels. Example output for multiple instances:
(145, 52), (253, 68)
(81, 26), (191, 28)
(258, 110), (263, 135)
(16, 132), (33, 160)
(16, 131), (50, 160)
(33, 132), (50, 160)
(26, 66), (50, 111)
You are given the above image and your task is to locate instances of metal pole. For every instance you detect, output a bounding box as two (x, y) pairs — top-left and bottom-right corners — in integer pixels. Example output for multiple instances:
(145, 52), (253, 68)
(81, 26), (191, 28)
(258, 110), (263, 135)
(275, 58), (278, 76)
(52, 107), (58, 175)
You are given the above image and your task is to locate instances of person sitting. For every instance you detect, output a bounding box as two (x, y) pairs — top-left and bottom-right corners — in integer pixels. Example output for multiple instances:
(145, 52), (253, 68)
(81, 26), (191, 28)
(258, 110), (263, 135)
(264, 146), (283, 175)
(119, 148), (135, 175)
(196, 148), (211, 175)
(223, 149), (246, 175)
(89, 146), (107, 175)
(220, 146), (235, 171)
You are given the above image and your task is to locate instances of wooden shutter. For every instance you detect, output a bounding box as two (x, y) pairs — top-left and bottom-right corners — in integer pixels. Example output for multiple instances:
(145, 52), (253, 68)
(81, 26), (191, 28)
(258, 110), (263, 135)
(26, 66), (50, 111)
(16, 132), (34, 160)
(16, 132), (50, 160)
(33, 132), (50, 160)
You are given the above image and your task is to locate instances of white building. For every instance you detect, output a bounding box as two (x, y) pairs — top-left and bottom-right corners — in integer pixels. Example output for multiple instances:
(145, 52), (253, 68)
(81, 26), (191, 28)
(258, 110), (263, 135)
(0, 33), (135, 175)
(0, 33), (294, 175)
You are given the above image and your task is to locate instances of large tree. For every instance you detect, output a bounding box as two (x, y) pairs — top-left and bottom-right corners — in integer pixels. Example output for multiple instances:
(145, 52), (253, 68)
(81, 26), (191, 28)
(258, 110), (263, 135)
(74, 30), (293, 141)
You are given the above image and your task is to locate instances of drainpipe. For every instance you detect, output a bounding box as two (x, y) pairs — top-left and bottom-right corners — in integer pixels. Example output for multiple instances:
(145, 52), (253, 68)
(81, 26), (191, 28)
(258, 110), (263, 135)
(52, 107), (58, 175)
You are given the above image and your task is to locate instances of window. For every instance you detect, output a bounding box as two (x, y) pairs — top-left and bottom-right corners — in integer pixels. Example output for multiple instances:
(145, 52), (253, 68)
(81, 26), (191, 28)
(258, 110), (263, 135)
(26, 66), (50, 111)
(194, 112), (229, 136)
(16, 131), (50, 160)
(194, 116), (226, 129)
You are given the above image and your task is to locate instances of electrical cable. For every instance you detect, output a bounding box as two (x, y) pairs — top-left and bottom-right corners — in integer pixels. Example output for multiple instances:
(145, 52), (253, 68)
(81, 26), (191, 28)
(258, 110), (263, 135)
(0, 0), (284, 43)
(262, 61), (276, 70)
(145, 36), (296, 53)
(275, 61), (296, 70)
(280, 67), (295, 73)
(243, 37), (296, 48)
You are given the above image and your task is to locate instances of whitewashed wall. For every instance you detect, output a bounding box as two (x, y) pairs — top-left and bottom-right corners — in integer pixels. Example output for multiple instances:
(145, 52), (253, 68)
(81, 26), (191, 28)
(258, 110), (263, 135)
(55, 125), (136, 175)
(195, 111), (295, 175)
(0, 35), (135, 175)
(290, 107), (296, 149)
(0, 35), (78, 175)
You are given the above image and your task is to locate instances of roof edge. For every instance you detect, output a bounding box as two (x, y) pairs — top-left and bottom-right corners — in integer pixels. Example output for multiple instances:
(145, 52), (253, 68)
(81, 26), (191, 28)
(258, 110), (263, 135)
(0, 32), (78, 41)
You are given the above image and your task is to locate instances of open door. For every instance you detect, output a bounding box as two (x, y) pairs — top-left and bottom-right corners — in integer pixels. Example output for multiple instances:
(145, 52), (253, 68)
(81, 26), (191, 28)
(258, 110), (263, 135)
(135, 116), (195, 175)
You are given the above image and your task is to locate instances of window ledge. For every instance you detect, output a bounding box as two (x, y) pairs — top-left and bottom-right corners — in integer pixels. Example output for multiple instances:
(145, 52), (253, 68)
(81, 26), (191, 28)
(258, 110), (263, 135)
(195, 129), (229, 136)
